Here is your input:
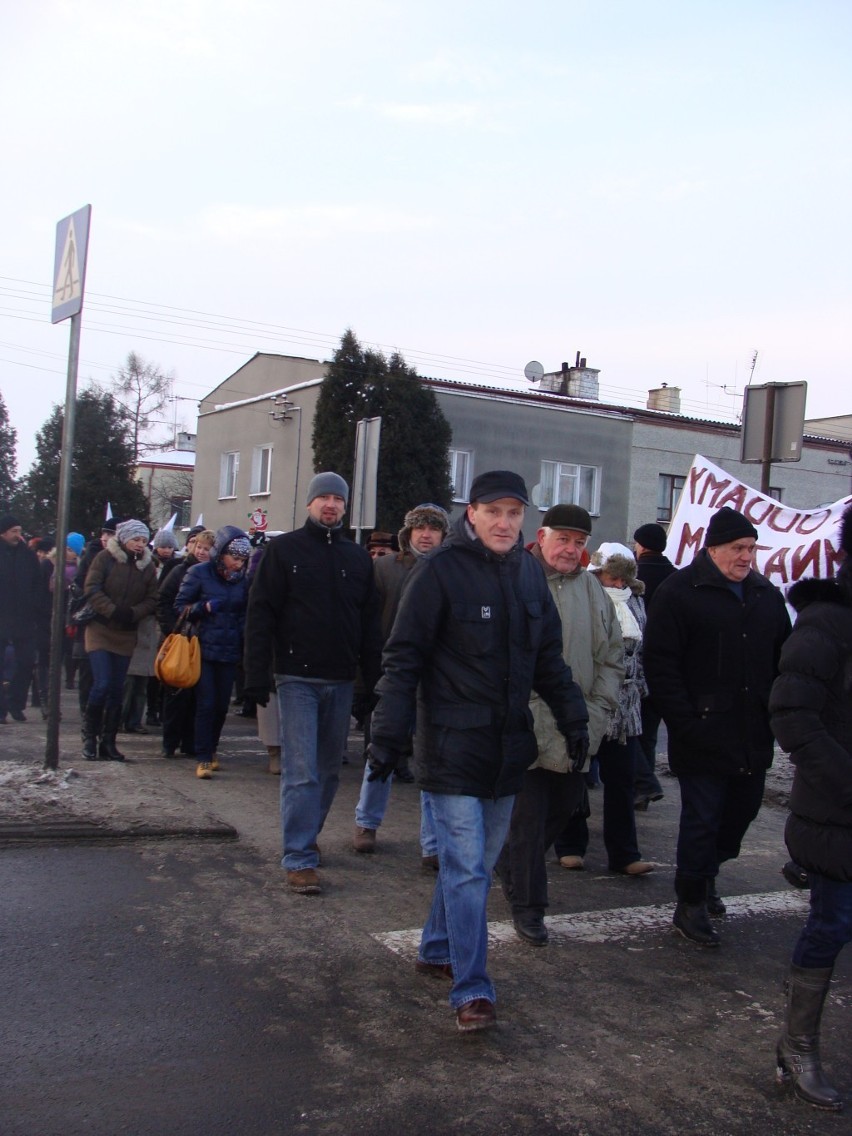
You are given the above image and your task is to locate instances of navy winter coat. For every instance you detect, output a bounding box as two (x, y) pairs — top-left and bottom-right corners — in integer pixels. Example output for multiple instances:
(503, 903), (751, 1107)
(371, 516), (588, 800)
(770, 563), (852, 882)
(175, 526), (249, 664)
(644, 548), (791, 777)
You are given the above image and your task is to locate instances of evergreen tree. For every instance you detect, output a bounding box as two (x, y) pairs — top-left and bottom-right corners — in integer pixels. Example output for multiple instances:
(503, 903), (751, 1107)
(313, 330), (452, 533)
(19, 389), (149, 536)
(0, 388), (17, 511)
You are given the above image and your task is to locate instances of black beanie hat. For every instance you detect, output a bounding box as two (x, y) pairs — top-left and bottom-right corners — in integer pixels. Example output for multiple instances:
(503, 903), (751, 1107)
(633, 523), (667, 553)
(541, 504), (592, 535)
(0, 514), (21, 534)
(704, 507), (758, 547)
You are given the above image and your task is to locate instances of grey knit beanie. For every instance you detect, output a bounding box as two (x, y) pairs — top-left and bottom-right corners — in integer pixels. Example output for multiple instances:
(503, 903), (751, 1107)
(306, 472), (349, 507)
(152, 529), (178, 550)
(116, 519), (150, 544)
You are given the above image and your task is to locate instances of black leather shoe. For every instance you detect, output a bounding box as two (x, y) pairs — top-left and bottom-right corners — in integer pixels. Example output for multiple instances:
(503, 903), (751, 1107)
(10, 710), (26, 722)
(513, 912), (548, 946)
(706, 882), (727, 917)
(673, 901), (720, 947)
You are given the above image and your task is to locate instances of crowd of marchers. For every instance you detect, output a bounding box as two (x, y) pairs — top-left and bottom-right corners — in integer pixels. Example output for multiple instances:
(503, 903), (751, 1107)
(0, 471), (849, 1110)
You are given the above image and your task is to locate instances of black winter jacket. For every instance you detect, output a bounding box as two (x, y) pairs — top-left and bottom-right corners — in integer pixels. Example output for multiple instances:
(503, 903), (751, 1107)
(157, 556), (196, 636)
(243, 518), (382, 690)
(370, 516), (588, 799)
(0, 538), (43, 638)
(644, 548), (791, 776)
(769, 565), (852, 882)
(636, 551), (676, 606)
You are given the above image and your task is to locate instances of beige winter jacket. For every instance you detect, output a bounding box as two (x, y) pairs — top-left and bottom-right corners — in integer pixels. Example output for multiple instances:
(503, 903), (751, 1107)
(528, 543), (624, 772)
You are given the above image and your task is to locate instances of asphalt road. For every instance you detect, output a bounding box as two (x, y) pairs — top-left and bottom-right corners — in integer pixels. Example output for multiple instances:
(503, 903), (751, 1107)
(1, 718), (848, 1136)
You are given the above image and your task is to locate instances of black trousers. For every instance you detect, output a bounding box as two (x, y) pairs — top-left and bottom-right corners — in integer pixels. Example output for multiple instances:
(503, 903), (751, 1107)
(496, 767), (587, 915)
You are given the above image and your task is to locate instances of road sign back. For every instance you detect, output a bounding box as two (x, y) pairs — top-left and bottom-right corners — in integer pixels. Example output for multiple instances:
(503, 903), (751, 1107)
(51, 205), (92, 324)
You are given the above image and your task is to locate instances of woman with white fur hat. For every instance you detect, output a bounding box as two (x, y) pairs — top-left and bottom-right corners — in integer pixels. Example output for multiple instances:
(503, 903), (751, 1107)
(556, 542), (654, 876)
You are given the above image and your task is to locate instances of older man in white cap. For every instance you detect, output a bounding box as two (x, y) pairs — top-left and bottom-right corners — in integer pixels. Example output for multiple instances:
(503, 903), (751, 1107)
(243, 472), (382, 896)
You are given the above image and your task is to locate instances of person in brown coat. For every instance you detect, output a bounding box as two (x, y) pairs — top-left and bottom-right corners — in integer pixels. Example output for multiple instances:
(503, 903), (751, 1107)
(82, 519), (158, 760)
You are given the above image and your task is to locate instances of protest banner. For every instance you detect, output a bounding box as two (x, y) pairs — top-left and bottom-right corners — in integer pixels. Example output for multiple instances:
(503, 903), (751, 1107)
(668, 455), (851, 590)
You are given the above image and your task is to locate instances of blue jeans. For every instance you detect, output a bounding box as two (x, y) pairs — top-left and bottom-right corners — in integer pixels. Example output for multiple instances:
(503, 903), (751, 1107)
(355, 763), (392, 830)
(87, 649), (131, 710)
(194, 659), (236, 763)
(676, 769), (766, 884)
(419, 791), (515, 1009)
(420, 792), (437, 857)
(277, 677), (354, 871)
(792, 872), (852, 969)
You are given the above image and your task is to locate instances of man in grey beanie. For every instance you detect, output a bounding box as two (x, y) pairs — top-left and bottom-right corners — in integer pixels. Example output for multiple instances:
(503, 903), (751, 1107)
(644, 506), (791, 947)
(244, 471), (381, 895)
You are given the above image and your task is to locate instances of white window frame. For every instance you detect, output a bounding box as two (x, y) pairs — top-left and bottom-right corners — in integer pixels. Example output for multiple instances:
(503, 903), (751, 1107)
(449, 449), (473, 502)
(219, 451), (239, 499)
(250, 444), (273, 496)
(538, 460), (600, 514)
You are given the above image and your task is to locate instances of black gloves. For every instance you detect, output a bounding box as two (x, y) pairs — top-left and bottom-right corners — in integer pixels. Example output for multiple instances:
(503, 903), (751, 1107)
(366, 742), (402, 783)
(242, 686), (270, 708)
(564, 725), (590, 773)
(112, 604), (135, 627)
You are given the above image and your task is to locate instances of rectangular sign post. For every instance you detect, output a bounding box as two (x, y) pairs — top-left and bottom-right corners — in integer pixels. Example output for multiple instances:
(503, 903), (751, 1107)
(740, 380), (807, 495)
(45, 206), (92, 770)
(350, 416), (382, 544)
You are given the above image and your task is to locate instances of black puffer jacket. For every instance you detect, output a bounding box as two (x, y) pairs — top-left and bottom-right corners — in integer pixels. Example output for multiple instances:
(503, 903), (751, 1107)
(644, 548), (791, 776)
(243, 518), (382, 691)
(769, 560), (852, 882)
(371, 516), (588, 799)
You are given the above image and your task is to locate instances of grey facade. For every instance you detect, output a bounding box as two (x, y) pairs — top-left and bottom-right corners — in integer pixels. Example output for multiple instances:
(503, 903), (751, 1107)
(190, 353), (852, 542)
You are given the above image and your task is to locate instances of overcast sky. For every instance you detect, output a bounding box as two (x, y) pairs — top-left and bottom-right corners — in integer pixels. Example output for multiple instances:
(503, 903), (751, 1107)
(2, 0), (850, 473)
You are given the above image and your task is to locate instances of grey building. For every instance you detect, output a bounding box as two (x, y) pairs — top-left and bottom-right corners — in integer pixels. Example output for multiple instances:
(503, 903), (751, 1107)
(190, 353), (852, 542)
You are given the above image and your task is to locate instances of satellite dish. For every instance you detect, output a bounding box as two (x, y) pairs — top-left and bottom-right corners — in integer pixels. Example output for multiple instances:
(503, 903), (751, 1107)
(524, 360), (544, 383)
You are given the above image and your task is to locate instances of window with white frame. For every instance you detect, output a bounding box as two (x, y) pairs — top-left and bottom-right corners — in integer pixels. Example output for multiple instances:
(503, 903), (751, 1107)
(538, 460), (600, 514)
(449, 449), (473, 502)
(250, 444), (273, 495)
(219, 451), (239, 498)
(656, 473), (685, 523)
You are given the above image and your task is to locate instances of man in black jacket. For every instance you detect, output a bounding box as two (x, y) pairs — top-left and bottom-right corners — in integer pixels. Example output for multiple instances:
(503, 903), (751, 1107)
(0, 515), (43, 723)
(368, 471), (589, 1032)
(243, 473), (382, 896)
(644, 506), (791, 947)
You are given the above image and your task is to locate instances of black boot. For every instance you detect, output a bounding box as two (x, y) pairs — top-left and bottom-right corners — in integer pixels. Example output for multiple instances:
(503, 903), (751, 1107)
(776, 965), (843, 1111)
(673, 875), (720, 947)
(82, 705), (104, 761)
(706, 878), (727, 917)
(98, 706), (126, 762)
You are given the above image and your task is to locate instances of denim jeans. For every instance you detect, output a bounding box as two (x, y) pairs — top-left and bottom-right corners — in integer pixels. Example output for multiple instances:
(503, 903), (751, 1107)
(420, 792), (437, 857)
(277, 677), (354, 871)
(355, 763), (392, 830)
(675, 769), (766, 884)
(419, 791), (515, 1009)
(194, 659), (236, 762)
(87, 649), (131, 710)
(792, 872), (852, 969)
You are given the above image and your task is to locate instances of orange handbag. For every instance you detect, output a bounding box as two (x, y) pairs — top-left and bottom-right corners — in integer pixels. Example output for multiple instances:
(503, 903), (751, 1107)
(154, 611), (201, 688)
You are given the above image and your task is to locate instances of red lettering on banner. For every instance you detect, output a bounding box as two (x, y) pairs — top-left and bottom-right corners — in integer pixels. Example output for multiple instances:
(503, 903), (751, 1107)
(765, 507), (802, 534)
(796, 510), (831, 535)
(717, 484), (747, 511)
(744, 496), (775, 525)
(762, 546), (790, 584)
(703, 473), (732, 507)
(825, 539), (844, 575)
(688, 465), (708, 502)
(791, 540), (822, 581)
(675, 523), (704, 565)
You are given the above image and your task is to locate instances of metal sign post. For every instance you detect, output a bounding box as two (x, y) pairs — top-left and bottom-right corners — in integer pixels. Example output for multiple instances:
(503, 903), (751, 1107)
(740, 380), (807, 495)
(45, 205), (92, 770)
(350, 416), (382, 544)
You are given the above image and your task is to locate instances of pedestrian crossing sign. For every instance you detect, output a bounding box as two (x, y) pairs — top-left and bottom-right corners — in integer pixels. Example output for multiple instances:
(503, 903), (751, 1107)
(51, 205), (92, 324)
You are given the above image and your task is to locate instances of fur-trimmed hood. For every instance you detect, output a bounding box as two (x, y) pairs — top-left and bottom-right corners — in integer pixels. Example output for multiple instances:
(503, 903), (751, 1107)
(788, 559), (852, 614)
(106, 535), (154, 570)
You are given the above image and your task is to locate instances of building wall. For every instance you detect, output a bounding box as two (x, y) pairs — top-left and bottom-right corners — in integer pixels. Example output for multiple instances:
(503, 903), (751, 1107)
(192, 381), (322, 534)
(198, 354), (326, 416)
(433, 388), (634, 541)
